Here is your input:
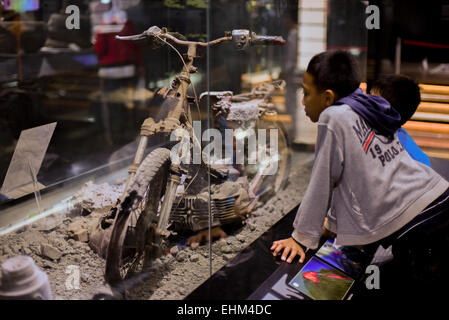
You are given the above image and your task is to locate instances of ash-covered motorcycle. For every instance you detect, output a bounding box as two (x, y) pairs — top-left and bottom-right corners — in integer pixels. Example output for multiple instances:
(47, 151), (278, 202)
(94, 26), (290, 284)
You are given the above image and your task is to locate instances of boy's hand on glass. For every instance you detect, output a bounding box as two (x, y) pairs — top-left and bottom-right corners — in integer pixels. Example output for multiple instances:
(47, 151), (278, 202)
(270, 237), (305, 264)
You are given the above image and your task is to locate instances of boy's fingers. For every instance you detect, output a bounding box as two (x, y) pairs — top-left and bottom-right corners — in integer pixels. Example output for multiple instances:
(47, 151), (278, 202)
(298, 249), (306, 263)
(273, 243), (285, 256)
(287, 250), (297, 263)
(281, 246), (291, 261)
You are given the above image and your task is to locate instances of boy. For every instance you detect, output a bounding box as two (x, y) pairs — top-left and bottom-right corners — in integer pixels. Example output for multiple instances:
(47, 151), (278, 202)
(370, 74), (431, 167)
(323, 74), (432, 239)
(270, 50), (449, 265)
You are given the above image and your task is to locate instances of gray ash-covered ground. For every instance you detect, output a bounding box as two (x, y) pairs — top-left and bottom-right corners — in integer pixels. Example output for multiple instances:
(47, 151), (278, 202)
(0, 152), (313, 300)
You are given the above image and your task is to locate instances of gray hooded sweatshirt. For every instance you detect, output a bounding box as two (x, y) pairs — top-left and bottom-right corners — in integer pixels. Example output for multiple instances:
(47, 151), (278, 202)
(292, 104), (449, 249)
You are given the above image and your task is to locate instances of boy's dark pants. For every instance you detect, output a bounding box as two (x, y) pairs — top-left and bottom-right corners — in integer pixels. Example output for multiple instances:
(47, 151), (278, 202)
(359, 188), (449, 299)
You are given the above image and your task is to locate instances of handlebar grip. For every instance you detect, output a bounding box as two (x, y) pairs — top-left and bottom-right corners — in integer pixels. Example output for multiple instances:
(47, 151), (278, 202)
(251, 35), (286, 47)
(116, 26), (163, 43)
(231, 30), (286, 50)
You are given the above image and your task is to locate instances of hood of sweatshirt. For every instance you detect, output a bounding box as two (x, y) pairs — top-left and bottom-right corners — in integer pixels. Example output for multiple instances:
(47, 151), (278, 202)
(334, 88), (402, 137)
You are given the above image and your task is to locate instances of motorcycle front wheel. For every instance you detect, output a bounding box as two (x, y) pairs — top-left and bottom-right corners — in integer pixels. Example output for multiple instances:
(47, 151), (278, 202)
(105, 147), (172, 284)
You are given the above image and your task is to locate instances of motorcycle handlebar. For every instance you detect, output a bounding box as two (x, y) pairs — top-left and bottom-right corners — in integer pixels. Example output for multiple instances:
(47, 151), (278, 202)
(116, 26), (286, 50)
(230, 29), (285, 50)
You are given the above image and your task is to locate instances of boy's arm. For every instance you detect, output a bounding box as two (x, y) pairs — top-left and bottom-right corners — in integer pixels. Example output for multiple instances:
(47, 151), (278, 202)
(292, 123), (344, 249)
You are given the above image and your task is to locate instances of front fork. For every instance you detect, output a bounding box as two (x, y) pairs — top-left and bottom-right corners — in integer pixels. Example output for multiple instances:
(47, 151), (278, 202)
(142, 164), (182, 264)
(121, 44), (196, 201)
(156, 164), (182, 237)
(121, 135), (149, 202)
(120, 115), (181, 202)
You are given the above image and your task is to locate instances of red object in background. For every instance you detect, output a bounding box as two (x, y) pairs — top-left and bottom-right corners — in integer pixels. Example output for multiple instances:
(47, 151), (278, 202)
(94, 20), (143, 67)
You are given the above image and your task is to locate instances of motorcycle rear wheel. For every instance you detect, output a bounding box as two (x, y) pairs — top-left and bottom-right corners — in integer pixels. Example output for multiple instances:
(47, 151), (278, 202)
(243, 118), (291, 199)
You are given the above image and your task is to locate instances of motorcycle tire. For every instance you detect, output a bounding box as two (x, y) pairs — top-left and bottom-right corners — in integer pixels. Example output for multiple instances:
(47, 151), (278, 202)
(105, 147), (171, 284)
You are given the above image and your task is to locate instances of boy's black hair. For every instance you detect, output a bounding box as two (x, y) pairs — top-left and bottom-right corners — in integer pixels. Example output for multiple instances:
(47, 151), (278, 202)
(371, 74), (421, 125)
(306, 50), (361, 99)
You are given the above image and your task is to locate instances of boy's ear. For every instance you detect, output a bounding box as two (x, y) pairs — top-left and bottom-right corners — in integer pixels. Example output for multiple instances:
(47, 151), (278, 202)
(323, 89), (337, 107)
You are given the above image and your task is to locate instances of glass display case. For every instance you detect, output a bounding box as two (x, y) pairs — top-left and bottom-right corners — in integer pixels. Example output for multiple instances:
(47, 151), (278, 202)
(0, 0), (369, 300)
